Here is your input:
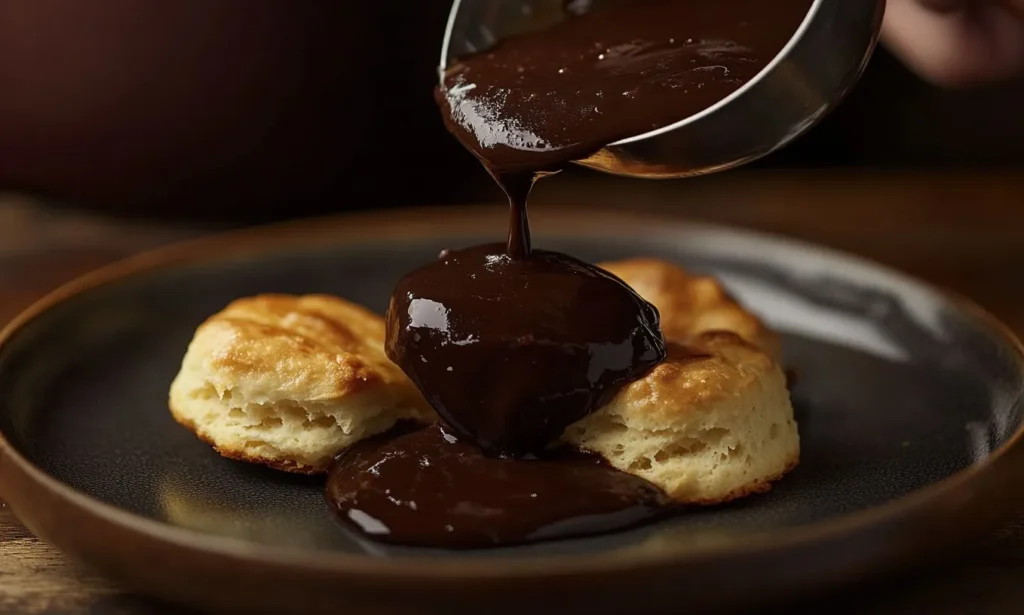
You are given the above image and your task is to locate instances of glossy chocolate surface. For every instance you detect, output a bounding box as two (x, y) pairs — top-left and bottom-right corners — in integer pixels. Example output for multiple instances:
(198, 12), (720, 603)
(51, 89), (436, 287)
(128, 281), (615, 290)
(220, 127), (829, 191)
(436, 0), (813, 182)
(326, 423), (673, 549)
(385, 244), (665, 455)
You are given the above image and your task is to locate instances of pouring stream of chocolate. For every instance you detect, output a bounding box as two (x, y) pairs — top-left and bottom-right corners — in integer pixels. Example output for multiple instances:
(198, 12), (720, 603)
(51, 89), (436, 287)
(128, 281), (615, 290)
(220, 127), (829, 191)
(326, 0), (812, 549)
(437, 0), (813, 259)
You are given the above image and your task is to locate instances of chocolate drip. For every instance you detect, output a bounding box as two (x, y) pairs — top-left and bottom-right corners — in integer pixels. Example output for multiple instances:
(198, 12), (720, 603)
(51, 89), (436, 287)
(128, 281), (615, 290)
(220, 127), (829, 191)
(326, 0), (811, 549)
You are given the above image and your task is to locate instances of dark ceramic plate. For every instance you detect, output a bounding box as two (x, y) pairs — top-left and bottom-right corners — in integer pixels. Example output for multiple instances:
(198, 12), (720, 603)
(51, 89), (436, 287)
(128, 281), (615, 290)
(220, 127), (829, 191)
(2, 208), (1023, 615)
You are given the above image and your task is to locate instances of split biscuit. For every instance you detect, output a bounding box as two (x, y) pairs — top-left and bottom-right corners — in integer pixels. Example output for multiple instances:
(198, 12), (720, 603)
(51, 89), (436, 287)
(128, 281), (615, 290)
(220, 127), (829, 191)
(564, 259), (799, 504)
(169, 294), (432, 474)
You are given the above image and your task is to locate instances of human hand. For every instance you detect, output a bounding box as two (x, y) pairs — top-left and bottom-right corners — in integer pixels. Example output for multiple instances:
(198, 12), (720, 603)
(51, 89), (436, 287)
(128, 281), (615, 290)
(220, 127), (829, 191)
(882, 0), (1024, 86)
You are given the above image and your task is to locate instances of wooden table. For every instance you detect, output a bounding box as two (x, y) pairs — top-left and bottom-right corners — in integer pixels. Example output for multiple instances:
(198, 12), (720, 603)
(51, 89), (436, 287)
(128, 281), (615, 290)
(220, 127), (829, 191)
(2, 172), (1024, 614)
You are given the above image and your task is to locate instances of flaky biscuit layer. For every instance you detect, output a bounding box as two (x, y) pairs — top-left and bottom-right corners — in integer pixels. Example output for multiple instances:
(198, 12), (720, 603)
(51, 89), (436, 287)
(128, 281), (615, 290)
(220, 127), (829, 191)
(169, 294), (432, 474)
(562, 260), (800, 504)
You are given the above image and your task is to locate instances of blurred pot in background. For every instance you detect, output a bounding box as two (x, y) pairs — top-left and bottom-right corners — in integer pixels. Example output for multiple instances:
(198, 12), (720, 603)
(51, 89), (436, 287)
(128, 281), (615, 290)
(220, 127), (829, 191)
(0, 0), (479, 222)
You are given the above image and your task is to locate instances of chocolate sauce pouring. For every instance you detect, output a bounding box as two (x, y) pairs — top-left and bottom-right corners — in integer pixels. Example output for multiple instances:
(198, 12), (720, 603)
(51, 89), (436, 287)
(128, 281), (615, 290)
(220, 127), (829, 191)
(437, 0), (813, 257)
(326, 0), (812, 549)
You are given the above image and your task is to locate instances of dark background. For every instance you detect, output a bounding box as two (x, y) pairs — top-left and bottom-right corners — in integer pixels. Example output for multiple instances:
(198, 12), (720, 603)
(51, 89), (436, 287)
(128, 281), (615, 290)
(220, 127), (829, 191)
(0, 1), (1021, 223)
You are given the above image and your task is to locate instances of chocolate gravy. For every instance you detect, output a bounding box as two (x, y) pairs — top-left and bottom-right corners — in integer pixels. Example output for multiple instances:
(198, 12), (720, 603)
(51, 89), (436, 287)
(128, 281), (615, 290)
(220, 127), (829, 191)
(325, 0), (812, 549)
(327, 423), (672, 549)
(385, 244), (665, 455)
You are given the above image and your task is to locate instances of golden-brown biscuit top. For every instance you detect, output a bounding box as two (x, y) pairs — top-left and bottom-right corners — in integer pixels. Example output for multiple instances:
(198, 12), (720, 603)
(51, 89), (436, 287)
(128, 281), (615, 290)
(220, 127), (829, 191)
(600, 258), (781, 360)
(609, 331), (778, 428)
(191, 294), (412, 403)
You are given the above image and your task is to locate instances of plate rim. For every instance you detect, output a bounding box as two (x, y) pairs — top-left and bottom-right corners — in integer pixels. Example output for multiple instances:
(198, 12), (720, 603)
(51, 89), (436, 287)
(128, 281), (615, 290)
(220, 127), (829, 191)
(2, 204), (1023, 582)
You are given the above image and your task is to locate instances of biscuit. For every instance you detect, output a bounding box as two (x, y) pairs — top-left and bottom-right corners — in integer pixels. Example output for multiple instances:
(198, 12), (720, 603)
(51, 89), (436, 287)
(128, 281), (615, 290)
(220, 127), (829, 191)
(599, 258), (782, 360)
(169, 294), (433, 474)
(564, 259), (799, 504)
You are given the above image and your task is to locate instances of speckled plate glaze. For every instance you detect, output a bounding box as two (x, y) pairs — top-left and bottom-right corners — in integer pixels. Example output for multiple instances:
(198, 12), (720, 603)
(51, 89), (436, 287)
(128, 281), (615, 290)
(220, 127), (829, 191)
(1, 207), (1023, 615)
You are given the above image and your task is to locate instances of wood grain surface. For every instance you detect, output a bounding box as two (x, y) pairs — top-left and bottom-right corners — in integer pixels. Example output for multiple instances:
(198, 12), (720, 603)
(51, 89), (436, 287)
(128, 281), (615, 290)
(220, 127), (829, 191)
(1, 172), (1023, 614)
